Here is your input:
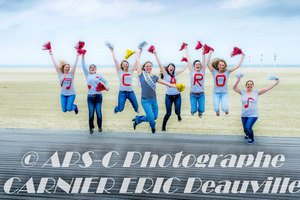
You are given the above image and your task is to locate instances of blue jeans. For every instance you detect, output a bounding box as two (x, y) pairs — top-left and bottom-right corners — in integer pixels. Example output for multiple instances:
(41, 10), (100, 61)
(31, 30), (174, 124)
(60, 94), (76, 112)
(212, 92), (228, 112)
(87, 94), (102, 130)
(162, 94), (181, 128)
(190, 93), (205, 114)
(241, 117), (258, 140)
(135, 99), (158, 129)
(114, 91), (139, 113)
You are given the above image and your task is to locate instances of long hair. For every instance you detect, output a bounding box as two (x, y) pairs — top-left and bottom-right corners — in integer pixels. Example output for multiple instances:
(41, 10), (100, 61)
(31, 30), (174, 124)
(59, 60), (69, 72)
(160, 63), (176, 79)
(211, 58), (227, 72)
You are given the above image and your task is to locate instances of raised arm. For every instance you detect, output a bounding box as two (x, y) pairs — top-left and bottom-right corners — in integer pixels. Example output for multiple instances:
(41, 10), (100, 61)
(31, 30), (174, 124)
(49, 51), (60, 74)
(201, 48), (206, 71)
(233, 76), (242, 94)
(206, 50), (214, 73)
(153, 50), (166, 75)
(71, 53), (79, 75)
(259, 79), (280, 95)
(229, 53), (245, 73)
(176, 64), (188, 75)
(131, 49), (142, 71)
(109, 48), (120, 72)
(184, 45), (193, 71)
(81, 54), (89, 78)
(157, 78), (177, 88)
(135, 49), (142, 75)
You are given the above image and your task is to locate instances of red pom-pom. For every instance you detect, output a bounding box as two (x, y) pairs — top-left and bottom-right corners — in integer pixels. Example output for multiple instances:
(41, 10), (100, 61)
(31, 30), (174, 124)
(148, 45), (155, 53)
(203, 44), (214, 55)
(181, 57), (188, 62)
(77, 49), (86, 55)
(75, 41), (85, 50)
(179, 42), (188, 51)
(230, 47), (243, 57)
(195, 41), (203, 50)
(42, 42), (51, 51)
(96, 82), (107, 92)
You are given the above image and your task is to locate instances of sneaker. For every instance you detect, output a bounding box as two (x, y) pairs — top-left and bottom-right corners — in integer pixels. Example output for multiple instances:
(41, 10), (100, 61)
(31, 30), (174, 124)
(162, 126), (166, 132)
(178, 115), (182, 121)
(89, 129), (94, 134)
(198, 112), (202, 118)
(216, 111), (220, 116)
(248, 139), (255, 144)
(98, 128), (102, 132)
(191, 112), (195, 116)
(132, 118), (137, 130)
(74, 105), (79, 114)
(151, 128), (156, 134)
(225, 109), (229, 115)
(244, 135), (249, 140)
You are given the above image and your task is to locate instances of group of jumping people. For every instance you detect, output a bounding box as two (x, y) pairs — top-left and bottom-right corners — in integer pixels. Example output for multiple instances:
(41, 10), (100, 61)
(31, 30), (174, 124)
(45, 41), (279, 144)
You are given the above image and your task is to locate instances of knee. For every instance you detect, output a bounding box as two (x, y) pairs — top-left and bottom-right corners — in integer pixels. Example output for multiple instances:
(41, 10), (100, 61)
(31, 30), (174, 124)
(164, 113), (171, 119)
(244, 127), (252, 134)
(118, 106), (124, 112)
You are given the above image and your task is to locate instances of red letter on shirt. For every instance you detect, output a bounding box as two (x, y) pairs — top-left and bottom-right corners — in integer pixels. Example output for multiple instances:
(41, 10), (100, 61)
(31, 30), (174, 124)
(61, 78), (72, 90)
(193, 74), (203, 86)
(168, 77), (176, 88)
(216, 75), (226, 87)
(122, 74), (130, 86)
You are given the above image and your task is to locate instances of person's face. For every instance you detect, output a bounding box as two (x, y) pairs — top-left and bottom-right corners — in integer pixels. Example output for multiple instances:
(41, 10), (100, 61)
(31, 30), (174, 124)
(63, 64), (70, 73)
(246, 81), (254, 91)
(218, 61), (226, 71)
(194, 61), (201, 71)
(89, 65), (97, 74)
(144, 63), (152, 73)
(167, 64), (175, 74)
(122, 61), (129, 70)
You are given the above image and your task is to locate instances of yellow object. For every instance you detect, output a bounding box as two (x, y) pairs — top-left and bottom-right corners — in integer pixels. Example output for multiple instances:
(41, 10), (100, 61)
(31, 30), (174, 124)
(175, 83), (185, 92)
(124, 49), (135, 59)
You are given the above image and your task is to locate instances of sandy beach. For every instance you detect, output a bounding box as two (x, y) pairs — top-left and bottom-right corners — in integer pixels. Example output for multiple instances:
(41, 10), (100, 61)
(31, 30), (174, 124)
(0, 67), (299, 137)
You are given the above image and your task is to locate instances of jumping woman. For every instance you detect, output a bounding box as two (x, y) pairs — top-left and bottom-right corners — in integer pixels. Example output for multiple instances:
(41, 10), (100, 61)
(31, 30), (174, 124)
(81, 53), (109, 134)
(108, 45), (139, 114)
(207, 50), (245, 116)
(233, 76), (280, 144)
(185, 44), (206, 118)
(153, 48), (187, 131)
(49, 47), (79, 114)
(132, 49), (179, 133)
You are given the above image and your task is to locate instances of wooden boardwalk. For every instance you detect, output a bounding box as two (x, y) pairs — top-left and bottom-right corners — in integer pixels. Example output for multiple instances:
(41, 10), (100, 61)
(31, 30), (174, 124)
(0, 128), (300, 199)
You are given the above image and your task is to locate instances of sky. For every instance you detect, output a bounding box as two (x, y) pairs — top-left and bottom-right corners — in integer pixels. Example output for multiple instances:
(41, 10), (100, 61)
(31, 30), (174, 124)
(0, 0), (300, 66)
